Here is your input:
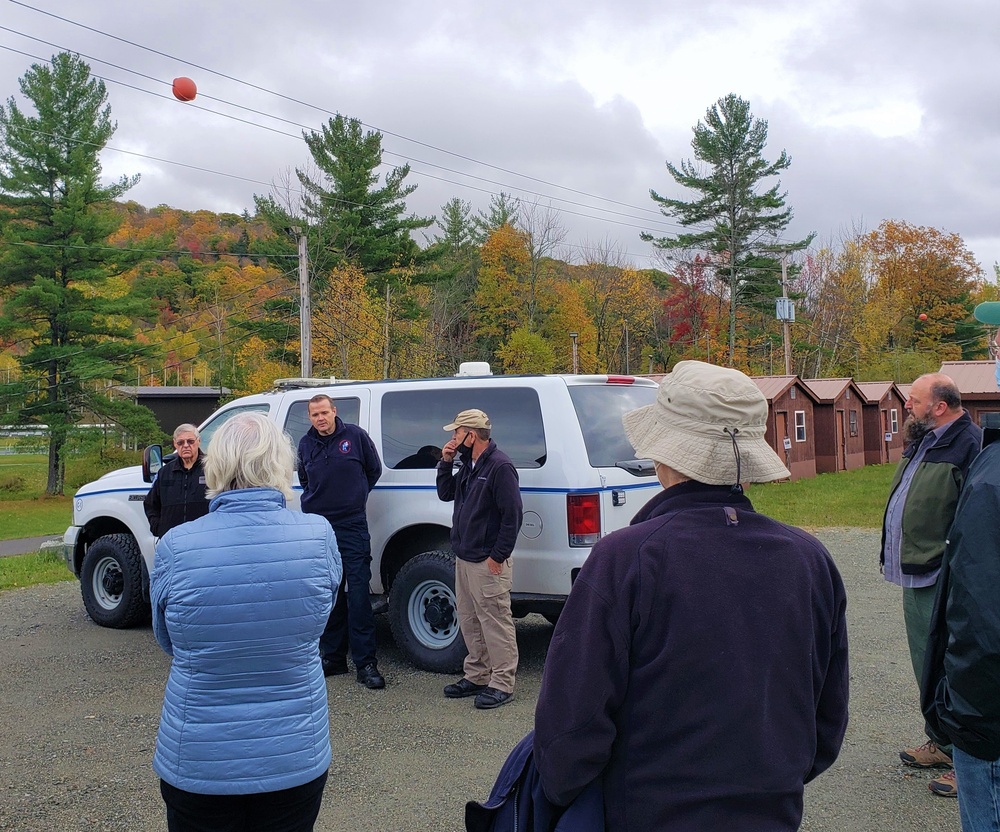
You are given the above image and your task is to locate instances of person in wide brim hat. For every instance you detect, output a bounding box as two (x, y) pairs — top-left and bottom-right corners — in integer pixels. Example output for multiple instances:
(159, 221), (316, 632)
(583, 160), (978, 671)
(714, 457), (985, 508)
(622, 360), (789, 487)
(532, 361), (848, 829)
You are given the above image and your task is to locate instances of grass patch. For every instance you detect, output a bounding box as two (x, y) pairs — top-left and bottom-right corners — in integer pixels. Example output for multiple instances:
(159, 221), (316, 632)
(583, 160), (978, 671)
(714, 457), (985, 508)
(749, 463), (895, 529)
(0, 497), (73, 539)
(0, 454), (48, 498)
(0, 548), (74, 592)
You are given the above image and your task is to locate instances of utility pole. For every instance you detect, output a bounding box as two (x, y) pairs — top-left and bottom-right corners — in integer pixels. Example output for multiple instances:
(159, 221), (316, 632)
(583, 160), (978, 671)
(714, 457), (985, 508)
(780, 253), (792, 376)
(293, 227), (312, 377)
(569, 332), (579, 374)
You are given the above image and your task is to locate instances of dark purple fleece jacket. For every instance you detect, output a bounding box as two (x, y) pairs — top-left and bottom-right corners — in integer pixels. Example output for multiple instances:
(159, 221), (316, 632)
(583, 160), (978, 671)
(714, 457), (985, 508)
(534, 481), (849, 832)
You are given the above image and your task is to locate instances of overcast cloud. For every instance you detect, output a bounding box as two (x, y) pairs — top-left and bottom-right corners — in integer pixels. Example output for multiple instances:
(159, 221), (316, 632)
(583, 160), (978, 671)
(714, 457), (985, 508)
(1, 0), (997, 274)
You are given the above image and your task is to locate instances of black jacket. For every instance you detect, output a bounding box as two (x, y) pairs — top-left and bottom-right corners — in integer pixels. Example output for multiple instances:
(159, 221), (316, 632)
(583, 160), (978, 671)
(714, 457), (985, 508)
(922, 441), (1000, 761)
(298, 418), (381, 524)
(436, 441), (523, 564)
(534, 482), (849, 832)
(143, 452), (209, 537)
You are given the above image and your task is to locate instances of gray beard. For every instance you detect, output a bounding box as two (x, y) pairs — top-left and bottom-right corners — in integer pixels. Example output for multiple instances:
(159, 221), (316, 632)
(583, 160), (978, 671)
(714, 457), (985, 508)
(903, 414), (933, 446)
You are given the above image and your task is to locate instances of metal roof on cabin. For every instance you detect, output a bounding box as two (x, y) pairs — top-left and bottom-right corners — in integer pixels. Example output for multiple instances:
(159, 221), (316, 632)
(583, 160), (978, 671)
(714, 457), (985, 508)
(802, 378), (853, 401)
(897, 383), (912, 400)
(752, 375), (797, 399)
(114, 386), (230, 397)
(940, 361), (998, 395)
(855, 381), (895, 403)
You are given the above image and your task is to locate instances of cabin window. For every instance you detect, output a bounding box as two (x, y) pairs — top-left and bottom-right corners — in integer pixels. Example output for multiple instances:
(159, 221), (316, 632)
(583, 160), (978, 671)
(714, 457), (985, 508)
(794, 411), (806, 442)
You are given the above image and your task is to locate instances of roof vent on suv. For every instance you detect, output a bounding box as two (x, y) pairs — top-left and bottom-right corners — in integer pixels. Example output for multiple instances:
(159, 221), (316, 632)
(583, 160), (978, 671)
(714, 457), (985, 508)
(456, 362), (493, 377)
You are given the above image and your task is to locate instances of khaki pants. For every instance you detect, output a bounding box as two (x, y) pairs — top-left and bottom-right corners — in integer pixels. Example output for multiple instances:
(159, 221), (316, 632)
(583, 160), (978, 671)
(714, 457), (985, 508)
(455, 557), (518, 694)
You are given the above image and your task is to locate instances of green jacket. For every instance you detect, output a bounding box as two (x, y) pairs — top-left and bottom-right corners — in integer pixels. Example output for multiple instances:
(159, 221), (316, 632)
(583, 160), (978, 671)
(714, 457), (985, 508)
(881, 411), (982, 576)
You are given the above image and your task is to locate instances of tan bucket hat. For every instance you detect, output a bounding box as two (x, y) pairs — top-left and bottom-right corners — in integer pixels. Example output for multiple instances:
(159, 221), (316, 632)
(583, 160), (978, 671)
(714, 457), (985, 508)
(622, 360), (789, 485)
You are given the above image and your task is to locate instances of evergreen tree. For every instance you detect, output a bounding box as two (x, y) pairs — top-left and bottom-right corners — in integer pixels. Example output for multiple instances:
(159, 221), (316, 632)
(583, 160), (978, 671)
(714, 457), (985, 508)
(472, 192), (521, 244)
(0, 52), (157, 494)
(436, 197), (476, 253)
(298, 114), (436, 284)
(642, 94), (812, 364)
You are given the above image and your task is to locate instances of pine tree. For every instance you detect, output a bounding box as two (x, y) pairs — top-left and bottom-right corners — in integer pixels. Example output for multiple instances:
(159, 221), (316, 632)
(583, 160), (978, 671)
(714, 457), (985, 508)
(0, 52), (157, 494)
(298, 115), (435, 283)
(643, 94), (812, 364)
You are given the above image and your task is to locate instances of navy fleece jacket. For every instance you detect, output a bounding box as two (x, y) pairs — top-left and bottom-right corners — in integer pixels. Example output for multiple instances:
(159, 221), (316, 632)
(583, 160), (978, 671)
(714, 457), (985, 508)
(298, 418), (381, 524)
(436, 440), (523, 563)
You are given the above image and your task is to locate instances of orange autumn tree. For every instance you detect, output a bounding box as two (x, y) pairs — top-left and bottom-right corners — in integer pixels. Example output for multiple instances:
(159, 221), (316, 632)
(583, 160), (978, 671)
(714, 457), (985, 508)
(857, 220), (983, 377)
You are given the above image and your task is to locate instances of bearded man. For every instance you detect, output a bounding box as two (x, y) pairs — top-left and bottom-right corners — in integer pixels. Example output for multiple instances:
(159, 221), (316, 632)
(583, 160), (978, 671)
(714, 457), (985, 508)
(881, 372), (981, 798)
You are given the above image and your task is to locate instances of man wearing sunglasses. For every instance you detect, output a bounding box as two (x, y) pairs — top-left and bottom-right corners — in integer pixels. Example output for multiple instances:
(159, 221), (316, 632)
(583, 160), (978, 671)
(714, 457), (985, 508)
(144, 424), (210, 538)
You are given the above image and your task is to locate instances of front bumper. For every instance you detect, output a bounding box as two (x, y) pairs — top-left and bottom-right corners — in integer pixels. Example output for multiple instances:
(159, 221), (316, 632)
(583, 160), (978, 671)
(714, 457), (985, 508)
(62, 526), (81, 576)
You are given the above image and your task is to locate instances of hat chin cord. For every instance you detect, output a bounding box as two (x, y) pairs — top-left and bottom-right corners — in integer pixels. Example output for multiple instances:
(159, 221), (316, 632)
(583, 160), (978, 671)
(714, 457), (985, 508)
(723, 427), (744, 495)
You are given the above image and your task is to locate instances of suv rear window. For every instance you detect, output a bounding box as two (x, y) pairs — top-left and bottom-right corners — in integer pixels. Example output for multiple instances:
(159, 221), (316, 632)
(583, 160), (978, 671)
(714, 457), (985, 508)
(568, 383), (658, 468)
(382, 388), (546, 469)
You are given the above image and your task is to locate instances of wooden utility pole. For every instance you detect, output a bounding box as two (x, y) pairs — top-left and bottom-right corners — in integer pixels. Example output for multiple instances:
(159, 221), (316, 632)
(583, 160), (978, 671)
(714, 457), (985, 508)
(293, 228), (312, 377)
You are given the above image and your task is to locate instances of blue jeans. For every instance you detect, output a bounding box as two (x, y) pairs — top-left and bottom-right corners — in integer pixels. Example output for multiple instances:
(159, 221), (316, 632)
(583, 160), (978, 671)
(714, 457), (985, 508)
(319, 517), (377, 669)
(955, 747), (1000, 831)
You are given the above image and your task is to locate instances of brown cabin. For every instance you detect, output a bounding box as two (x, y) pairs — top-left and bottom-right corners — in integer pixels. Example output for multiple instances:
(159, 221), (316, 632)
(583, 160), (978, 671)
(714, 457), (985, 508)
(802, 378), (867, 473)
(939, 361), (1000, 427)
(855, 381), (907, 465)
(752, 376), (819, 480)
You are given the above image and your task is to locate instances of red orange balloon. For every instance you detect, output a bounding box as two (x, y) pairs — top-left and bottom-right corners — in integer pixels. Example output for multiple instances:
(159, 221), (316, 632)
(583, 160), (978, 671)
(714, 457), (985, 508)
(919, 313), (928, 321)
(172, 77), (197, 101)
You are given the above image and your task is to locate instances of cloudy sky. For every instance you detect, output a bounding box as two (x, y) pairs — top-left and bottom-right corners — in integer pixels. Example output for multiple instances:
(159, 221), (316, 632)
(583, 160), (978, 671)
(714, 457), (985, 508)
(1, 0), (997, 275)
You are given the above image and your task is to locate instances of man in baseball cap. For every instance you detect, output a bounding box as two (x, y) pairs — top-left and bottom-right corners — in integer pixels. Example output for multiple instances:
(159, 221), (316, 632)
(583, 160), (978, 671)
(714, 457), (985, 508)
(437, 408), (522, 710)
(534, 361), (849, 830)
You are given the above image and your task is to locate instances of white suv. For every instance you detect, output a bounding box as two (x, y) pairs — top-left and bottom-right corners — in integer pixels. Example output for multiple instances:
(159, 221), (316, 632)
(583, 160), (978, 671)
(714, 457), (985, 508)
(63, 365), (659, 671)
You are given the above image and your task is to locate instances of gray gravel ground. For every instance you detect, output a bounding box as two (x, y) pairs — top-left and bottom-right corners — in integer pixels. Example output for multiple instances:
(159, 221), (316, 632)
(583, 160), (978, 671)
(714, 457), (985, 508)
(0, 528), (958, 831)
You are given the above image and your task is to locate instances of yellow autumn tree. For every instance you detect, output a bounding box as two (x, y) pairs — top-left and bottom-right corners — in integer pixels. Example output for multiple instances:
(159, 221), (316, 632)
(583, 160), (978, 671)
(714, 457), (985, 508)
(473, 224), (531, 352)
(311, 263), (383, 380)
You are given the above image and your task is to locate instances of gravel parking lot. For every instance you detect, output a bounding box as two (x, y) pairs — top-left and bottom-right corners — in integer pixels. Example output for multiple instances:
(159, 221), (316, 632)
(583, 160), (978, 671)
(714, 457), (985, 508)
(0, 528), (958, 831)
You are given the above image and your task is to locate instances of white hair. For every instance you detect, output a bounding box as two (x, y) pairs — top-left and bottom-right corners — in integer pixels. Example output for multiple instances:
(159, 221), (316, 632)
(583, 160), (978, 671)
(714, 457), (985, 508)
(173, 423), (200, 441)
(204, 412), (295, 499)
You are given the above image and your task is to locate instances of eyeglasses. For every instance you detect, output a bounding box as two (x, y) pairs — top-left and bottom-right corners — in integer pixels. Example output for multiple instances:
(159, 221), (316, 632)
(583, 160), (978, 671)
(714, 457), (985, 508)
(175, 439), (198, 447)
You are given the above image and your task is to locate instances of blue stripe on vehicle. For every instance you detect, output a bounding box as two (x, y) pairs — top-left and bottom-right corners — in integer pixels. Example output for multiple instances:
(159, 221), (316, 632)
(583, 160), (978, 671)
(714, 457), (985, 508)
(77, 481), (657, 500)
(75, 486), (151, 498)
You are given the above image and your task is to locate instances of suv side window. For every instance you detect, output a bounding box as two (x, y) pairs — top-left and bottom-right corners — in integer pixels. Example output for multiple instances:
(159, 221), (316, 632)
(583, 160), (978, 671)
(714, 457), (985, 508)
(284, 397), (362, 450)
(198, 404), (271, 451)
(382, 388), (546, 469)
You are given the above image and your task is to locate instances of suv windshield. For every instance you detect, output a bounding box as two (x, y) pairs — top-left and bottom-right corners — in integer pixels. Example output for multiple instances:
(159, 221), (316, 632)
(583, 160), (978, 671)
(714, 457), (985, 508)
(568, 383), (658, 470)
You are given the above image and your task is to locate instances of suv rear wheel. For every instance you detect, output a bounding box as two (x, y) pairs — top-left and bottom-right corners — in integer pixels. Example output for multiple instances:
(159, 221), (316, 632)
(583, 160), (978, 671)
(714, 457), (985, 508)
(80, 534), (148, 628)
(388, 551), (467, 674)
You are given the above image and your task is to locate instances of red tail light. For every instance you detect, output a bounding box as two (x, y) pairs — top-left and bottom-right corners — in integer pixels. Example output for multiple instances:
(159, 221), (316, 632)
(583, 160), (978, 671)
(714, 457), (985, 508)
(606, 375), (635, 384)
(567, 493), (601, 546)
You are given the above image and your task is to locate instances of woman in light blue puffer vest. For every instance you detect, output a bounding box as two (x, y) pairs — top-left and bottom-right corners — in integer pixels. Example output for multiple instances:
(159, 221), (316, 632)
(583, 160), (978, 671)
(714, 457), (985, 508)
(151, 412), (342, 832)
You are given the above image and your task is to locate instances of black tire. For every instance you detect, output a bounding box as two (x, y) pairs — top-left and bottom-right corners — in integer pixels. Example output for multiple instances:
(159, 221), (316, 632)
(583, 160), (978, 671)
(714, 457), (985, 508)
(80, 534), (149, 628)
(388, 551), (467, 674)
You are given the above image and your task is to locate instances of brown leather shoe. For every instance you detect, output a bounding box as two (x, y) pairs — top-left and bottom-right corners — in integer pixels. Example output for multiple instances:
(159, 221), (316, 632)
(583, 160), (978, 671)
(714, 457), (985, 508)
(900, 741), (953, 768)
(929, 770), (958, 798)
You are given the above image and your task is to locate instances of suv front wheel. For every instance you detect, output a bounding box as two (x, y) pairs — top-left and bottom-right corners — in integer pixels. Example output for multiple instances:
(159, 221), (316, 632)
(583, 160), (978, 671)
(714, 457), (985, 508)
(80, 534), (149, 628)
(388, 551), (467, 674)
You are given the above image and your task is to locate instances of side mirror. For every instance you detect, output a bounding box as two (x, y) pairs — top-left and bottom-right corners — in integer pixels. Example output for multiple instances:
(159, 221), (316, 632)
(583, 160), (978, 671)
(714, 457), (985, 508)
(143, 444), (163, 483)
